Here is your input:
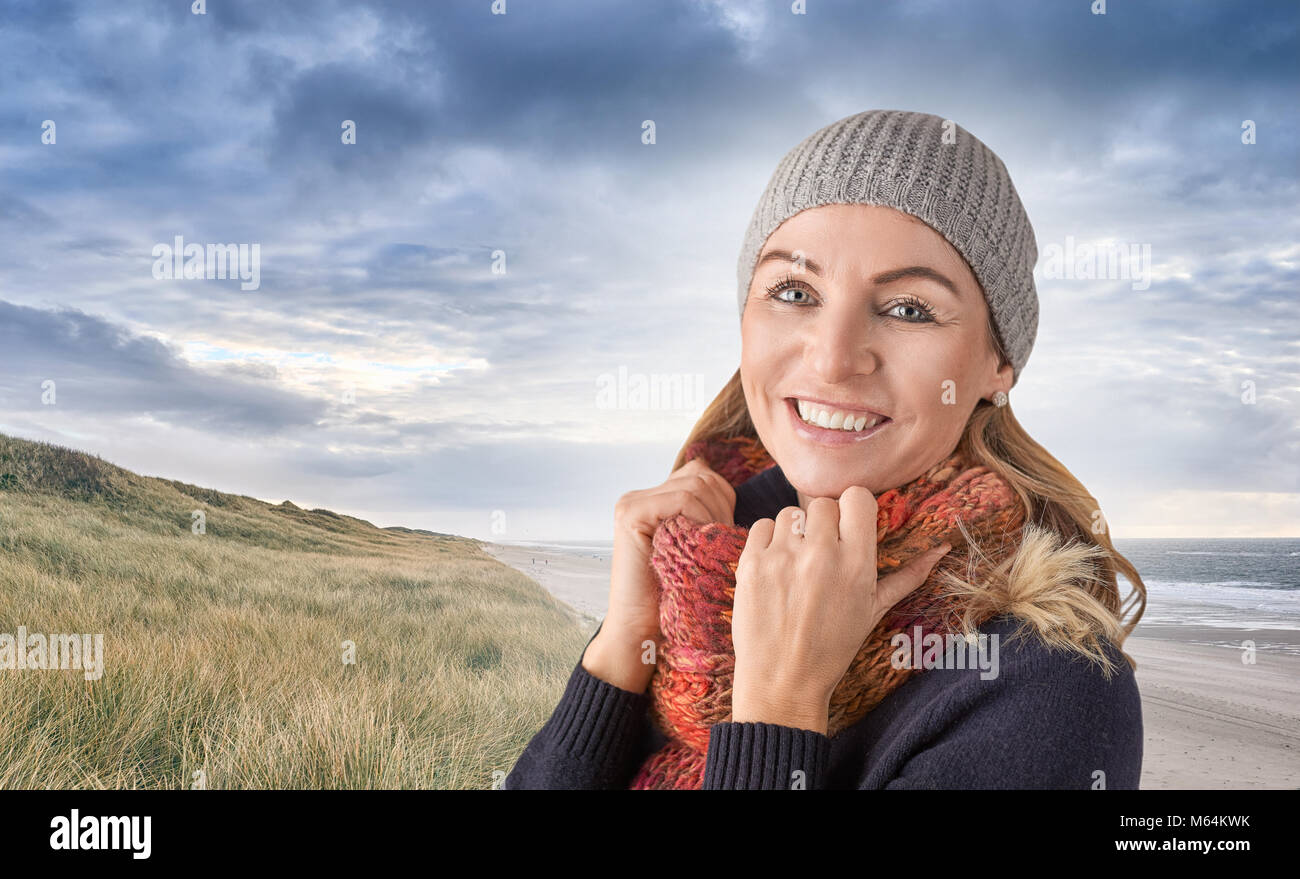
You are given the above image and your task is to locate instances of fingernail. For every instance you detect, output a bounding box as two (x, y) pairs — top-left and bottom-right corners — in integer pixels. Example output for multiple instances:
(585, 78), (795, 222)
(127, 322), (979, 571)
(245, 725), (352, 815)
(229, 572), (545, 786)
(936, 542), (953, 554)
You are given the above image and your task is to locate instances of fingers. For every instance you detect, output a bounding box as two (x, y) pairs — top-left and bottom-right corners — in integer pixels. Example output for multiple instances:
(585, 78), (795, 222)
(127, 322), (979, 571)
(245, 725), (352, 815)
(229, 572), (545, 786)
(875, 542), (953, 609)
(836, 485), (877, 545)
(772, 505), (806, 542)
(803, 496), (839, 544)
(743, 517), (775, 554)
(669, 459), (735, 525)
(673, 492), (722, 526)
(670, 456), (711, 478)
(616, 458), (741, 548)
(692, 470), (736, 526)
(627, 488), (716, 534)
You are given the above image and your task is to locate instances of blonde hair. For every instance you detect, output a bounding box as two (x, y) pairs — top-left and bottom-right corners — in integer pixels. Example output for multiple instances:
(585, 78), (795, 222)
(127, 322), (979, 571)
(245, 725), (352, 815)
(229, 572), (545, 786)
(672, 328), (1147, 672)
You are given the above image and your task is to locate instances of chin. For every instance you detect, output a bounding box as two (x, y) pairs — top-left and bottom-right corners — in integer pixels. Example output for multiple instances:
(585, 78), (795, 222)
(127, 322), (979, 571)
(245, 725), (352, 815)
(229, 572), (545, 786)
(782, 460), (882, 501)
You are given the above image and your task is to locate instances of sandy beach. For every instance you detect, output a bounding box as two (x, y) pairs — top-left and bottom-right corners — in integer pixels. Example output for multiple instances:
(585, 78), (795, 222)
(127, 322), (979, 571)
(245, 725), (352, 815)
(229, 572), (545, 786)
(1123, 626), (1300, 788)
(484, 540), (1300, 790)
(481, 541), (607, 632)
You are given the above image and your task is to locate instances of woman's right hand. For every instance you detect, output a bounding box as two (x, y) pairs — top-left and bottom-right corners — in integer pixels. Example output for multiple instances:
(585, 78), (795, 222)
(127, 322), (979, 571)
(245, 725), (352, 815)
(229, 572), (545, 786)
(584, 457), (736, 692)
(608, 456), (737, 639)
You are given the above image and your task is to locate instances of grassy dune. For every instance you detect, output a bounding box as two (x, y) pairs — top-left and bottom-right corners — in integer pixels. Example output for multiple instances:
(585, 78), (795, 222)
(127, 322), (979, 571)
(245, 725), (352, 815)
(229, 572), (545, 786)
(0, 434), (589, 789)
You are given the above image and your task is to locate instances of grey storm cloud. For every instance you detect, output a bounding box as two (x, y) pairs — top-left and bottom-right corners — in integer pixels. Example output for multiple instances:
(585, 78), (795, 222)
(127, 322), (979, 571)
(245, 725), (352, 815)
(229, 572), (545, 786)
(0, 301), (327, 435)
(0, 0), (1296, 537)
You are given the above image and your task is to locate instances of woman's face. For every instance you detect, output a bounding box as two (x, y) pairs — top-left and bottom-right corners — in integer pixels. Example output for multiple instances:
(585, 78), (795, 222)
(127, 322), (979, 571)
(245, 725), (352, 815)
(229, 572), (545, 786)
(740, 203), (1013, 504)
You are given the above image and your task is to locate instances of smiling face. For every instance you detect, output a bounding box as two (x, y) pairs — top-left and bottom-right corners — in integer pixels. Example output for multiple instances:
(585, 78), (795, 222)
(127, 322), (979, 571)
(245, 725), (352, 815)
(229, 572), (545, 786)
(740, 203), (1013, 504)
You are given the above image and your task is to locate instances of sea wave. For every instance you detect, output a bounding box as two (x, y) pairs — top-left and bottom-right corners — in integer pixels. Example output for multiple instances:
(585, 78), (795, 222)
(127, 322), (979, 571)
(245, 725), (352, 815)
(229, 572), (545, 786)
(1166, 550), (1275, 557)
(1128, 578), (1300, 630)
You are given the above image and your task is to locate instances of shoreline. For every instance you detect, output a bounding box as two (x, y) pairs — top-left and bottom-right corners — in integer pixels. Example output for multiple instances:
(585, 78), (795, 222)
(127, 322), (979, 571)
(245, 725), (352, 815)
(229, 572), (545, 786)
(479, 541), (605, 631)
(482, 540), (1300, 789)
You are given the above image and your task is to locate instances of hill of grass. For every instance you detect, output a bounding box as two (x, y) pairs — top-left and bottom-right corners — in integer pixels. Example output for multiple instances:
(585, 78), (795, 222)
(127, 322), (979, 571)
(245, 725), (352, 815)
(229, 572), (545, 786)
(0, 433), (590, 788)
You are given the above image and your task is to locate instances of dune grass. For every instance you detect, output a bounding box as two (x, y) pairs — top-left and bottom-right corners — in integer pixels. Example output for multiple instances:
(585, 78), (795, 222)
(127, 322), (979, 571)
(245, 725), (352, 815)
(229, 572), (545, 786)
(0, 434), (591, 788)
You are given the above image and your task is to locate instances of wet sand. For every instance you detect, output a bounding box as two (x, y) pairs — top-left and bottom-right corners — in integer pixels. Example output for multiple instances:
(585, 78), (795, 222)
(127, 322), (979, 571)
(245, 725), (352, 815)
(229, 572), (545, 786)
(1125, 625), (1300, 789)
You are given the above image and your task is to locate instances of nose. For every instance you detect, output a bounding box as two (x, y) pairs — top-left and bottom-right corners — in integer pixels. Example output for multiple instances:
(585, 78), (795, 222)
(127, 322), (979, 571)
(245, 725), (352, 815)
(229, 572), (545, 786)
(802, 301), (879, 383)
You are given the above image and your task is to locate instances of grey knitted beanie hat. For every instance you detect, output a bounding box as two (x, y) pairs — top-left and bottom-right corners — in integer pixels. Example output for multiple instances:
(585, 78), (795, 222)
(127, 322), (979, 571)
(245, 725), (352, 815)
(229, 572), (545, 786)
(737, 109), (1038, 387)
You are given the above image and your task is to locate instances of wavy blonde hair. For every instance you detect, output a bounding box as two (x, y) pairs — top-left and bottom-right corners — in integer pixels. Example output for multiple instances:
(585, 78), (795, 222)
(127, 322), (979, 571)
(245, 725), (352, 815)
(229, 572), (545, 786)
(672, 335), (1147, 674)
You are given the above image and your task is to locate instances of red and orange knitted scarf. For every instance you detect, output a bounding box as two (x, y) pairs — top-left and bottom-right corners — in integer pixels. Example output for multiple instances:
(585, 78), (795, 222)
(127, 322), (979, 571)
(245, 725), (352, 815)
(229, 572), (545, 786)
(628, 434), (1027, 790)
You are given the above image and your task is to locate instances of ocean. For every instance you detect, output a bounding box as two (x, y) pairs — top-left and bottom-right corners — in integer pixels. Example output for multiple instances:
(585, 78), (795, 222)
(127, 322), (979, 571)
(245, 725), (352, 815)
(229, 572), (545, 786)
(493, 539), (617, 561)
(1114, 538), (1300, 634)
(498, 536), (1300, 640)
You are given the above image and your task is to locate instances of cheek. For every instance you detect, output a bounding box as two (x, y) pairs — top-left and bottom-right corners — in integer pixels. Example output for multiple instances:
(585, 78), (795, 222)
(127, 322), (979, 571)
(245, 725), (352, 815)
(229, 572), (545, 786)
(902, 337), (980, 399)
(740, 311), (789, 384)
(739, 332), (766, 408)
(899, 364), (974, 424)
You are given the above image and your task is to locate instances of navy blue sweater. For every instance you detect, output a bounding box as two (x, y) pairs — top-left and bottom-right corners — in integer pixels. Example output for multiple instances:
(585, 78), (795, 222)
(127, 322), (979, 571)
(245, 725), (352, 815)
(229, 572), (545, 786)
(504, 464), (1143, 789)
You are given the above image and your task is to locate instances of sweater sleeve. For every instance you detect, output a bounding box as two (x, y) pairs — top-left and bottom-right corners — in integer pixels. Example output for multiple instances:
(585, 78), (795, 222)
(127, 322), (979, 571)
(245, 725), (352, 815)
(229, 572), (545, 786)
(702, 721), (831, 789)
(878, 634), (1144, 790)
(502, 620), (653, 789)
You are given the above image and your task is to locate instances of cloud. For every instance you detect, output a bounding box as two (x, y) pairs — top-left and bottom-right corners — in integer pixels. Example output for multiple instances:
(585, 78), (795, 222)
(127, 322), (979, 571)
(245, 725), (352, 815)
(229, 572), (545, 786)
(0, 0), (1296, 537)
(0, 301), (327, 435)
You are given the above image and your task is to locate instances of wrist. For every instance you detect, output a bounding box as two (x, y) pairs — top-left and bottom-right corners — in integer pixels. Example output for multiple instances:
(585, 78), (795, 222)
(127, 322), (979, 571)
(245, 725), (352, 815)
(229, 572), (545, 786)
(731, 682), (830, 735)
(582, 625), (659, 694)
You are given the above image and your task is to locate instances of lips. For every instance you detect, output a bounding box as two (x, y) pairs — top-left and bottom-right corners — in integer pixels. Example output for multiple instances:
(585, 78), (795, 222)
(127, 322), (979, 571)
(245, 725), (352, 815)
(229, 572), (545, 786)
(784, 397), (892, 445)
(787, 397), (890, 432)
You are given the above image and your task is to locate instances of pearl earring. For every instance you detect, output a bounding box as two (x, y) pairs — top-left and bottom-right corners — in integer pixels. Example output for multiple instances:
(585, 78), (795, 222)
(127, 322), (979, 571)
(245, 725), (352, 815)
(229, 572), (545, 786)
(992, 391), (1008, 408)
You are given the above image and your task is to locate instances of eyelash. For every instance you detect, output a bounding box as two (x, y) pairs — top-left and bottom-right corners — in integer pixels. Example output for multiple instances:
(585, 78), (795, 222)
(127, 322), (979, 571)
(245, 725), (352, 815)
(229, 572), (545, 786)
(761, 273), (938, 323)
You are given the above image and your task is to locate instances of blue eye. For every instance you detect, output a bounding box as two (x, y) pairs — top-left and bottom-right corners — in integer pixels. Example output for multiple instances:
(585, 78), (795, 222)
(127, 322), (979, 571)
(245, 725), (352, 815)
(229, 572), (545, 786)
(762, 274), (815, 304)
(889, 296), (938, 323)
(763, 273), (939, 323)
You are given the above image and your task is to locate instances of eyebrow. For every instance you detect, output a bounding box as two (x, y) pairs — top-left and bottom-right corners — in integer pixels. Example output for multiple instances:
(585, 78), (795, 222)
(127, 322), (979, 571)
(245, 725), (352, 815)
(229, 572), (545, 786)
(755, 248), (962, 299)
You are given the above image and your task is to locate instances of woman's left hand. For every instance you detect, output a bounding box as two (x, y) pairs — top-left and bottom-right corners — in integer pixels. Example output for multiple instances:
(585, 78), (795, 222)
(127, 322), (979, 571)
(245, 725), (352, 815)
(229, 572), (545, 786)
(730, 486), (952, 734)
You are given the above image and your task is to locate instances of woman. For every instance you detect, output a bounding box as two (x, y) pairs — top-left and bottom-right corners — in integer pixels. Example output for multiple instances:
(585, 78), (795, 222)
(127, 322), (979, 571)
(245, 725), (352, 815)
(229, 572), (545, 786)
(505, 109), (1147, 790)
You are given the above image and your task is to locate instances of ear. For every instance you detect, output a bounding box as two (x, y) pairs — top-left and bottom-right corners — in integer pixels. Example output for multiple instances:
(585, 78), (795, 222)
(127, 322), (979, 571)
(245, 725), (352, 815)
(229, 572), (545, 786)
(986, 360), (1014, 402)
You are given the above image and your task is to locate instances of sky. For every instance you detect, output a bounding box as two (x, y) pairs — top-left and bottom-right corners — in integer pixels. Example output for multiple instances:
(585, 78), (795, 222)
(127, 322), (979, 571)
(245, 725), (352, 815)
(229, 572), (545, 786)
(1, 0), (1297, 541)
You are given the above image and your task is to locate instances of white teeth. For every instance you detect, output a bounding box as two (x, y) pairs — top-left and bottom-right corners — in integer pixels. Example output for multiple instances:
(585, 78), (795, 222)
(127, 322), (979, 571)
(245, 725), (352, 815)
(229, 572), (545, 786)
(793, 399), (884, 433)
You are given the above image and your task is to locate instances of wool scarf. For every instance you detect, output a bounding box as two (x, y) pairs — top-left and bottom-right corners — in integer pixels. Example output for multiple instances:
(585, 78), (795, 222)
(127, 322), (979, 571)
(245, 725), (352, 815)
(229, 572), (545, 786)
(628, 434), (1027, 790)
